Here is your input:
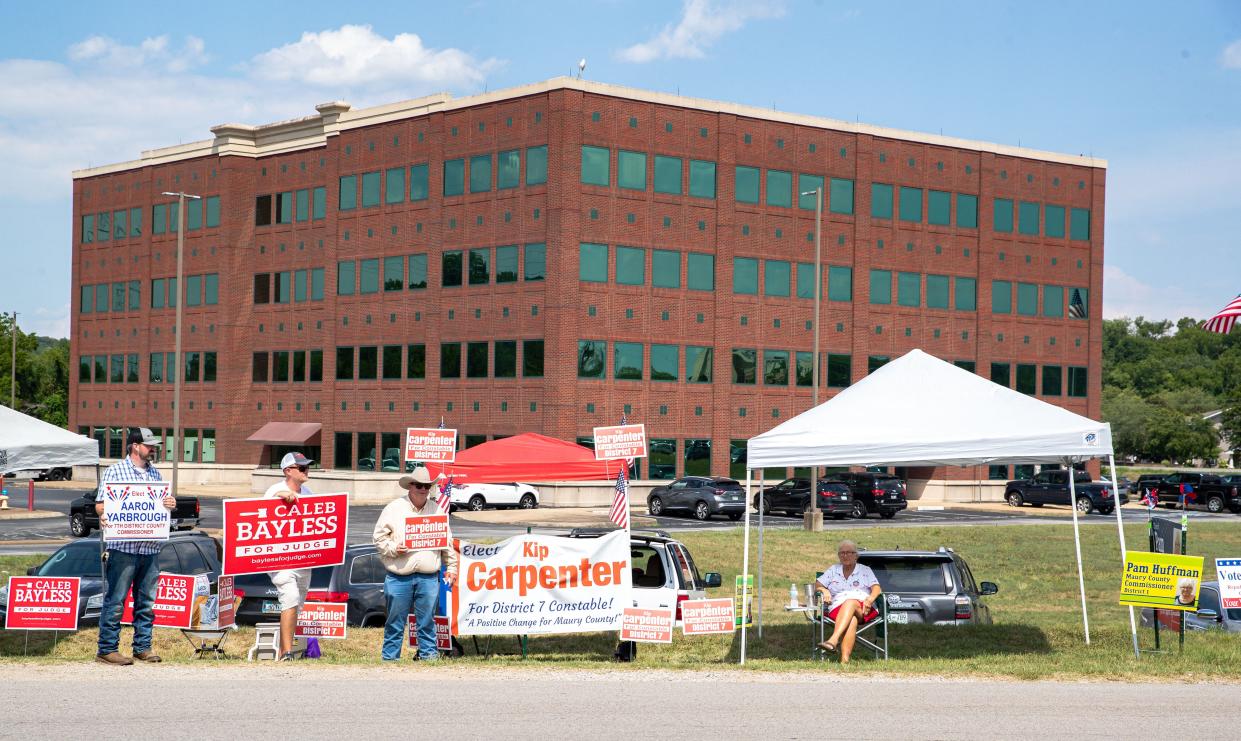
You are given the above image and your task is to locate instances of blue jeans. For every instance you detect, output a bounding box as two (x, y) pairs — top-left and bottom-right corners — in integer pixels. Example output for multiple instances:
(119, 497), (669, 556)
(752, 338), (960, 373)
(383, 571), (440, 660)
(97, 549), (160, 655)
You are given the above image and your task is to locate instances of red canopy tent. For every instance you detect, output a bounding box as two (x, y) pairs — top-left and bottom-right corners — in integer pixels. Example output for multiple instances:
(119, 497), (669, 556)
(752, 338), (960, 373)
(422, 432), (622, 483)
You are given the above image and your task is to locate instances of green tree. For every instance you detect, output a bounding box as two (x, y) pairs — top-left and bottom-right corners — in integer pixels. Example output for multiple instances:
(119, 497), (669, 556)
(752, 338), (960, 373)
(0, 314), (68, 427)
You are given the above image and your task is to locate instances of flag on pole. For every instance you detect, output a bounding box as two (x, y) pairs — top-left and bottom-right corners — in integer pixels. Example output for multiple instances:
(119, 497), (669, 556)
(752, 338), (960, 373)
(1141, 488), (1158, 510)
(608, 411), (632, 529)
(1179, 482), (1196, 504)
(1202, 294), (1241, 334)
(436, 417), (453, 513)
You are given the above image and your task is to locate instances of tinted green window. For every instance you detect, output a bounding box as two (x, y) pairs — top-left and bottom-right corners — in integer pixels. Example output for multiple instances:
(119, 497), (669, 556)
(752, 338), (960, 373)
(581, 145), (609, 186)
(829, 178), (855, 215)
(312, 187), (326, 218)
(1070, 208), (1091, 240)
(526, 145), (548, 185)
(992, 280), (1012, 313)
(168, 206), (179, 233)
(926, 274), (949, 308)
(614, 342), (643, 380)
(443, 159), (465, 196)
(764, 260), (790, 297)
(1068, 366), (1088, 397)
(407, 345), (426, 379)
(151, 279), (165, 309)
(311, 268), (324, 300)
(383, 345), (402, 380)
(1018, 201), (1040, 235)
(798, 174), (823, 210)
(1016, 364), (1037, 395)
(277, 192), (293, 224)
(1068, 287), (1089, 319)
(652, 249), (680, 288)
(495, 245), (518, 283)
(468, 248), (490, 285)
(128, 280), (140, 310)
(766, 170), (792, 207)
(80, 284), (93, 313)
(733, 257), (759, 294)
(731, 348), (756, 384)
(617, 150), (646, 190)
(359, 259), (379, 294)
(954, 277), (977, 311)
(1016, 283), (1038, 315)
(112, 282), (125, 311)
(295, 189), (309, 221)
(467, 342), (488, 378)
(204, 197), (220, 228)
(871, 183), (893, 219)
(868, 356), (890, 374)
(686, 346), (713, 383)
(524, 243), (546, 281)
(385, 168), (405, 203)
(1043, 284), (1064, 317)
(186, 201), (202, 230)
(653, 155), (682, 194)
(440, 343), (461, 378)
(991, 363), (1010, 387)
(796, 263), (815, 299)
(869, 269), (892, 304)
(897, 272), (921, 307)
(339, 175), (357, 210)
(928, 190), (951, 225)
(616, 246), (645, 285)
(993, 198), (1013, 232)
(384, 256), (404, 291)
(97, 212), (111, 241)
(650, 439), (676, 480)
(828, 266), (852, 302)
(497, 149), (520, 189)
(494, 340), (517, 378)
(957, 193), (978, 228)
(795, 351), (813, 386)
(579, 243), (608, 282)
(899, 187), (923, 222)
(1045, 204), (1066, 238)
(687, 253), (714, 291)
(409, 164), (429, 201)
(827, 354), (851, 387)
(688, 160), (716, 199)
(1042, 365), (1062, 396)
(81, 214), (94, 243)
(166, 277), (176, 308)
(442, 251), (463, 287)
(185, 275), (202, 307)
(153, 204), (166, 234)
(651, 344), (678, 381)
(408, 254), (427, 289)
(735, 166), (760, 203)
(113, 210), (126, 239)
(204, 274), (218, 305)
(522, 340), (544, 377)
(336, 347), (354, 380)
(577, 340), (606, 378)
(763, 350), (789, 385)
(469, 155), (492, 193)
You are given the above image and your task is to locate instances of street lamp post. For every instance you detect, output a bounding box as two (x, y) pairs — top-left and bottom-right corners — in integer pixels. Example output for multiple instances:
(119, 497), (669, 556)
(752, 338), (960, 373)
(9, 311), (16, 409)
(800, 188), (824, 533)
(161, 192), (200, 500)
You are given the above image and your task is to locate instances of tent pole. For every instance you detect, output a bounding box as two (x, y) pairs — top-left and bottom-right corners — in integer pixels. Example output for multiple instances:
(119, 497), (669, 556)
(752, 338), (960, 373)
(740, 467), (752, 665)
(1067, 459), (1090, 644)
(757, 469), (764, 638)
(1108, 454), (1139, 658)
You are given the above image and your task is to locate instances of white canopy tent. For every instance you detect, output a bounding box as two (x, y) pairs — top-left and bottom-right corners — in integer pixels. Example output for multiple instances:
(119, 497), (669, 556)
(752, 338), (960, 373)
(0, 405), (99, 476)
(740, 349), (1136, 662)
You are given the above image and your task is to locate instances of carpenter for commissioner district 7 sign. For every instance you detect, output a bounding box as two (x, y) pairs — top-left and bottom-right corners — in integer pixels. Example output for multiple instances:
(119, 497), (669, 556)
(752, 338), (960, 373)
(102, 483), (171, 541)
(592, 424), (647, 460)
(450, 530), (629, 636)
(222, 493), (349, 575)
(4, 576), (80, 630)
(404, 515), (450, 550)
(405, 427), (457, 464)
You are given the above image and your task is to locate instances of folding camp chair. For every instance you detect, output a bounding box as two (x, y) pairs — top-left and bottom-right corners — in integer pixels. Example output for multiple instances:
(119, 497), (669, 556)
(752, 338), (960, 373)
(805, 579), (890, 660)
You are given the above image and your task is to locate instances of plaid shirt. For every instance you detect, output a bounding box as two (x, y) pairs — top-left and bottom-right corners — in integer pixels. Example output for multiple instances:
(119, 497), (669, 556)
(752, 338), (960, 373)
(98, 457), (165, 556)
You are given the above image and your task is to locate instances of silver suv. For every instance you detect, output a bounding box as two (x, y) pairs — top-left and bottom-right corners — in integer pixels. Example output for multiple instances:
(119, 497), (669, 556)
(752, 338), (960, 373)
(858, 547), (998, 625)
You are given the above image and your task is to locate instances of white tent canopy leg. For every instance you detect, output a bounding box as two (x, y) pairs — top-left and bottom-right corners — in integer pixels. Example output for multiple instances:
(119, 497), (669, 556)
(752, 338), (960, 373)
(1067, 459), (1090, 644)
(740, 467), (751, 664)
(1108, 454), (1140, 658)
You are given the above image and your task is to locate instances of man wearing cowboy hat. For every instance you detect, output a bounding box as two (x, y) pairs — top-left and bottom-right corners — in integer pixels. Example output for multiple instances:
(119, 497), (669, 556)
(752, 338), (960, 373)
(373, 466), (458, 660)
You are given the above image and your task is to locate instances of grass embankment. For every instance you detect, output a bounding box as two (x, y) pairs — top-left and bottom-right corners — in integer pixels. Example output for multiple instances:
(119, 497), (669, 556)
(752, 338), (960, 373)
(3, 522), (1241, 680)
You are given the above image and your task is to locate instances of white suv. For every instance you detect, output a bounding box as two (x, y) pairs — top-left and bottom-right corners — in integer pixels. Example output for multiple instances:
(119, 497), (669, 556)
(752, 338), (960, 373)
(448, 481), (540, 511)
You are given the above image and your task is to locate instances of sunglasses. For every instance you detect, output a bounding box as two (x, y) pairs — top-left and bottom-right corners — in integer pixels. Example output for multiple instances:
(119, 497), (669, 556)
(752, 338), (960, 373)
(410, 482), (432, 490)
(296, 465), (310, 472)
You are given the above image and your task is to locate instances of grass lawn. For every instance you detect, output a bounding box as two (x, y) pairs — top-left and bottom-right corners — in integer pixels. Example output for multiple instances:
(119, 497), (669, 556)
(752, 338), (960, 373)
(3, 521), (1241, 680)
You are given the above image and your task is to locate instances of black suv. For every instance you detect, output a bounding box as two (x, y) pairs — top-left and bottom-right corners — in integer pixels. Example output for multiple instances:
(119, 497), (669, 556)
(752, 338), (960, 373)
(858, 547), (998, 626)
(833, 473), (909, 519)
(1129, 474), (1167, 497)
(232, 544), (386, 627)
(753, 478), (853, 519)
(646, 476), (747, 521)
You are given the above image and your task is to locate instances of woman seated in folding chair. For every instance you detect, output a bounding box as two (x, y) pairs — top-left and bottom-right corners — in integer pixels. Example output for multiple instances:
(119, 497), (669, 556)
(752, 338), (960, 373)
(815, 540), (881, 663)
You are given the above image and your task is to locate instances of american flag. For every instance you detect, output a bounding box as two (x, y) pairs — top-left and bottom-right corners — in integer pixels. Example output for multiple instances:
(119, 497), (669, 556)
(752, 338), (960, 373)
(436, 416), (453, 513)
(608, 412), (631, 529)
(1068, 288), (1088, 319)
(1202, 295), (1241, 334)
(1179, 482), (1197, 504)
(1141, 488), (1158, 510)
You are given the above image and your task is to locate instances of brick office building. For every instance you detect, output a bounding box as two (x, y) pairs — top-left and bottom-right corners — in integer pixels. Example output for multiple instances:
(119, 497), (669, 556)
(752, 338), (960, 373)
(70, 77), (1105, 494)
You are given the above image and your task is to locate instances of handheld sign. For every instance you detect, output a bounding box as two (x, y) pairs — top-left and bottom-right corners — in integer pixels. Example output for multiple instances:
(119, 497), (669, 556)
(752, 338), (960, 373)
(620, 607), (674, 643)
(405, 427), (457, 464)
(222, 493), (349, 576)
(404, 514), (450, 550)
(4, 576), (80, 631)
(680, 598), (736, 635)
(295, 602), (348, 639)
(102, 483), (171, 541)
(592, 424), (647, 460)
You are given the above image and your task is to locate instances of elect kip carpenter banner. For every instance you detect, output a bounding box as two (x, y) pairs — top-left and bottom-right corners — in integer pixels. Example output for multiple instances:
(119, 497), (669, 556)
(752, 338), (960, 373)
(450, 530), (629, 636)
(222, 493), (349, 576)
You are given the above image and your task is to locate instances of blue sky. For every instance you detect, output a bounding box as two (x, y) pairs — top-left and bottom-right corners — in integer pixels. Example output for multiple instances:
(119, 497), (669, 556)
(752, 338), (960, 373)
(2, 0), (1239, 337)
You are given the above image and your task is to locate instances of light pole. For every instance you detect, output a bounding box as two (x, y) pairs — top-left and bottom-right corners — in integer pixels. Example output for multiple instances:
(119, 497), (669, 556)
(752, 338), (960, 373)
(161, 192), (200, 499)
(9, 311), (16, 409)
(799, 187), (824, 532)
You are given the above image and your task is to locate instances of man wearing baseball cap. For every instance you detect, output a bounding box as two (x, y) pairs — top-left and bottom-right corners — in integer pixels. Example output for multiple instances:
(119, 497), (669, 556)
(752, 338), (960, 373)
(264, 451), (315, 660)
(373, 466), (458, 661)
(95, 427), (175, 665)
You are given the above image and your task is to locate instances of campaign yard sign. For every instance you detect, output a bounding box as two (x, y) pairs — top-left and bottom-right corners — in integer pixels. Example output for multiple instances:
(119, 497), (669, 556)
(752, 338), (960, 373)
(410, 615), (455, 651)
(592, 424), (648, 460)
(295, 602), (348, 639)
(1217, 559), (1241, 609)
(1120, 551), (1205, 611)
(102, 483), (171, 541)
(4, 576), (80, 631)
(404, 427), (457, 464)
(217, 575), (236, 628)
(404, 515), (450, 550)
(620, 607), (674, 643)
(680, 598), (736, 635)
(222, 493), (348, 575)
(122, 573), (201, 629)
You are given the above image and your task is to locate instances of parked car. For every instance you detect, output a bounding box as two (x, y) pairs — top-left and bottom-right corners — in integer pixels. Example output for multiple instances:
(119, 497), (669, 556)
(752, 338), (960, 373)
(232, 544), (386, 627)
(0, 531), (221, 627)
(1139, 581), (1241, 633)
(832, 472), (909, 519)
(1004, 469), (1126, 514)
(448, 482), (540, 511)
(753, 478), (853, 519)
(857, 547), (998, 626)
(1155, 473), (1241, 513)
(646, 476), (747, 521)
(68, 488), (200, 537)
(1221, 474), (1241, 488)
(1129, 473), (1168, 497)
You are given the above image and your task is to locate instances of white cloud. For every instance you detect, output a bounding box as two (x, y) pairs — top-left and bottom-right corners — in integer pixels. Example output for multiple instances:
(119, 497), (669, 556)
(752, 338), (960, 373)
(67, 34), (208, 72)
(1221, 39), (1241, 69)
(1103, 265), (1216, 322)
(26, 304), (70, 339)
(616, 0), (785, 63)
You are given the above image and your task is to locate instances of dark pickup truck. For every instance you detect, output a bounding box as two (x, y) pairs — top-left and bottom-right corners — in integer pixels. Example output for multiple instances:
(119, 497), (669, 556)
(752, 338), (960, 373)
(69, 490), (201, 537)
(1004, 469), (1127, 514)
(1156, 473), (1241, 514)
